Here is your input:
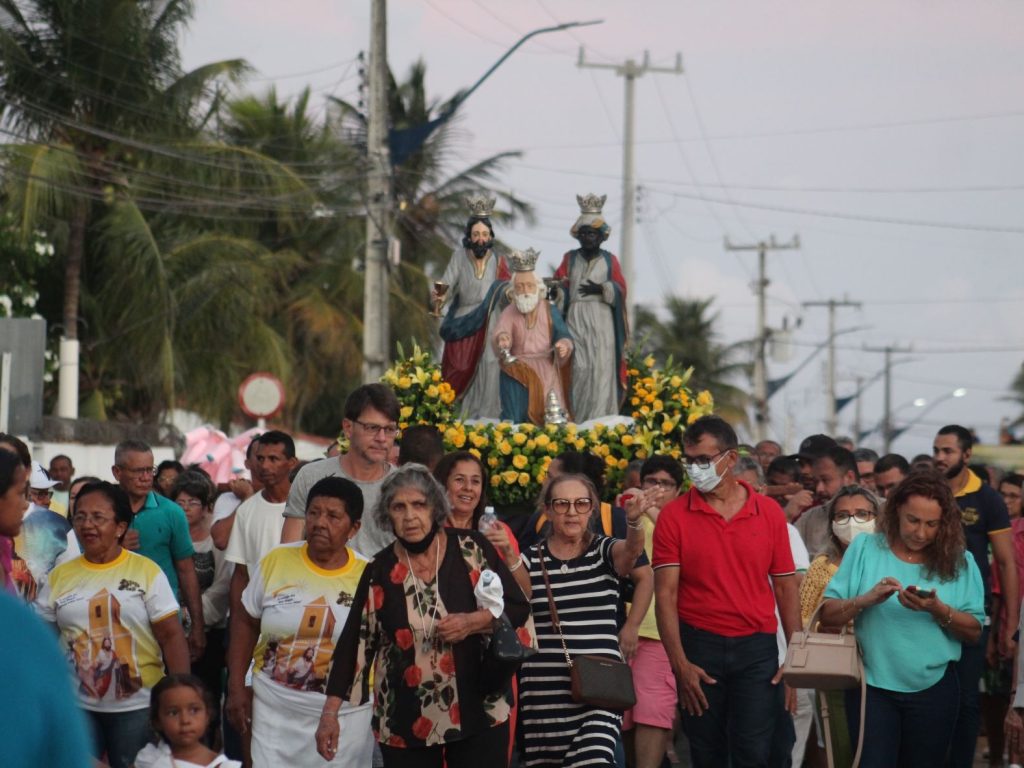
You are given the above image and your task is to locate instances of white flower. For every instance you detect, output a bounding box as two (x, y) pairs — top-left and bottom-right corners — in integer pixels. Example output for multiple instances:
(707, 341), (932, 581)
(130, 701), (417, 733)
(30, 312), (42, 320)
(0, 295), (11, 316)
(22, 293), (36, 308)
(34, 241), (47, 256)
(43, 373), (53, 383)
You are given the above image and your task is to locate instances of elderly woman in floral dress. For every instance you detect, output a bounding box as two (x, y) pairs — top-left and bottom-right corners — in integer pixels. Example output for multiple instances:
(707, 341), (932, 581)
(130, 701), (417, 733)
(317, 464), (533, 768)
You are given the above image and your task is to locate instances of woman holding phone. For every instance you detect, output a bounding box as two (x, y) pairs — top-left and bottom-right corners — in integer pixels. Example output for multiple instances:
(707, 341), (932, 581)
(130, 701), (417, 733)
(819, 471), (985, 767)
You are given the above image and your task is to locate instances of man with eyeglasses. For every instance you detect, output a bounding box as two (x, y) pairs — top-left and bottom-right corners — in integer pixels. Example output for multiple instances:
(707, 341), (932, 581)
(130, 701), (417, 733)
(111, 439), (205, 660)
(282, 384), (399, 558)
(652, 416), (799, 768)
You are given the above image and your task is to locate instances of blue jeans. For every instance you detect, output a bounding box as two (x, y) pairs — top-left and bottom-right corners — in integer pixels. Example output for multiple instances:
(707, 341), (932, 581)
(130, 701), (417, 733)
(678, 622), (782, 768)
(87, 707), (153, 768)
(946, 624), (986, 768)
(844, 663), (959, 768)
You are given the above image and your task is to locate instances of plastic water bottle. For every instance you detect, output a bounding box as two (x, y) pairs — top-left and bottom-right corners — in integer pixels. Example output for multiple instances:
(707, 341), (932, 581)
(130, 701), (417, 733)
(479, 506), (499, 533)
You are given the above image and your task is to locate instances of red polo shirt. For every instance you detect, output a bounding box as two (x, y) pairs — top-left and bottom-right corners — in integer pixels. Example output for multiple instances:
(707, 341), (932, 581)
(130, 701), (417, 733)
(652, 480), (795, 637)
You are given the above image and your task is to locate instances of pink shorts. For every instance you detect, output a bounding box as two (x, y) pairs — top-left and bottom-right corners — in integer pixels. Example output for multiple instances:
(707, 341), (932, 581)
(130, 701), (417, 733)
(622, 637), (678, 730)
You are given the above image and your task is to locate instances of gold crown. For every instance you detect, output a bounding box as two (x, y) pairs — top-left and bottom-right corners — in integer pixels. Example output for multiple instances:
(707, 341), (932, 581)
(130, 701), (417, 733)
(465, 193), (496, 218)
(507, 247), (540, 273)
(576, 193), (606, 215)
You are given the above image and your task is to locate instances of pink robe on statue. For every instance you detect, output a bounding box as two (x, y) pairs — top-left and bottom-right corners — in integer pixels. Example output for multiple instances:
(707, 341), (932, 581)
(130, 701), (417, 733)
(493, 305), (572, 412)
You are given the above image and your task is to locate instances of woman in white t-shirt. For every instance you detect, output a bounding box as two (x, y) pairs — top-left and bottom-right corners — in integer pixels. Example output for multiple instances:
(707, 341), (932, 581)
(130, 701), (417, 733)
(36, 481), (190, 768)
(226, 476), (374, 768)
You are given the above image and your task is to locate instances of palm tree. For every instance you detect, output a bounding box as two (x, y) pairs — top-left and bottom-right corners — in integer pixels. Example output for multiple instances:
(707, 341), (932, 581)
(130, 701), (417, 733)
(0, 0), (243, 354)
(633, 296), (752, 426)
(332, 60), (536, 341)
(0, 0), (321, 423)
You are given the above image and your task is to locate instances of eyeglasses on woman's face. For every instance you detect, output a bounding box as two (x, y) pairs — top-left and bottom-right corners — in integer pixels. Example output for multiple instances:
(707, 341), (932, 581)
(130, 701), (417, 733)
(833, 509), (876, 525)
(549, 497), (594, 515)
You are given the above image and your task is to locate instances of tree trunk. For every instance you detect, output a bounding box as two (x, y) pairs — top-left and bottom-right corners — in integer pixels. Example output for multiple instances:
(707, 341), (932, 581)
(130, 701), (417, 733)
(63, 201), (87, 340)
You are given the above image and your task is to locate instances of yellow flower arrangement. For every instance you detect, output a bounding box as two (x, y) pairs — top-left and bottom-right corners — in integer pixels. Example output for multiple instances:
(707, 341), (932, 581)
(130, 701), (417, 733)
(372, 344), (713, 506)
(381, 341), (457, 430)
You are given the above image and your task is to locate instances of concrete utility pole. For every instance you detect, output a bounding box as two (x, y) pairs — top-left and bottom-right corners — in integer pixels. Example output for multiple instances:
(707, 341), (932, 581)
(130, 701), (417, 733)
(724, 235), (800, 442)
(362, 0), (393, 383)
(802, 297), (862, 436)
(864, 343), (914, 452)
(578, 49), (682, 293)
(853, 375), (863, 443)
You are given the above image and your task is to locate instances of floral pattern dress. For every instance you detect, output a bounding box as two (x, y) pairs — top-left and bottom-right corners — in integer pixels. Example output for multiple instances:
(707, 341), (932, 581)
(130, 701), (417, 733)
(326, 528), (535, 749)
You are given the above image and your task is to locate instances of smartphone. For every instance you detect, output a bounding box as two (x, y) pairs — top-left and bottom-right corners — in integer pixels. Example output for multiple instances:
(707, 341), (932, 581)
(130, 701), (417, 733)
(907, 585), (936, 599)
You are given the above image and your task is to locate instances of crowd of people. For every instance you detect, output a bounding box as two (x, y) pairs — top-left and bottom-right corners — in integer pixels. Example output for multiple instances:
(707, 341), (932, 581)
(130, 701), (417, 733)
(3, 382), (1024, 768)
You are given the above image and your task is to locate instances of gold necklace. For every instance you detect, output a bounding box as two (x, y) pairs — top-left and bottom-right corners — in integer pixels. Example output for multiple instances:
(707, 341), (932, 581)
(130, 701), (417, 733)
(404, 538), (441, 654)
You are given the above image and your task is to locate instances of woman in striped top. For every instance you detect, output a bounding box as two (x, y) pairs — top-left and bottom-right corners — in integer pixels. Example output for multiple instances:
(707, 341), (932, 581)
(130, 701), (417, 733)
(518, 473), (646, 767)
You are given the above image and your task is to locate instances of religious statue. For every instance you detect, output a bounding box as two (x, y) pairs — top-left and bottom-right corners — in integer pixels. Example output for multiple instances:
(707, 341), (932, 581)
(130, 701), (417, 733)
(493, 248), (573, 425)
(433, 194), (510, 419)
(553, 193), (629, 422)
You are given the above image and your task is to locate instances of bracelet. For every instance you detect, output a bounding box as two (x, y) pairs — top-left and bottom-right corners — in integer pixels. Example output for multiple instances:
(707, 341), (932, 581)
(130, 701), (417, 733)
(508, 558), (522, 572)
(627, 519), (644, 530)
(848, 597), (861, 615)
(940, 606), (954, 628)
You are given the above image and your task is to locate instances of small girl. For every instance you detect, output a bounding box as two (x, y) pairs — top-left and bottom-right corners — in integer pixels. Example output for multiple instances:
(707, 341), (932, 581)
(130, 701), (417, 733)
(134, 674), (241, 768)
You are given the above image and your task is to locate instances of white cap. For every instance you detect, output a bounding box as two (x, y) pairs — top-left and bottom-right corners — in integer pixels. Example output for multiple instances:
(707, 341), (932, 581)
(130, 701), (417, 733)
(30, 461), (60, 490)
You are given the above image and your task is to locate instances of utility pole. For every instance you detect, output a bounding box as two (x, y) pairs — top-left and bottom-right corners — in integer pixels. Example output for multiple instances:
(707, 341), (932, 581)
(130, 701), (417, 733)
(864, 343), (914, 452)
(801, 297), (862, 436)
(724, 235), (800, 442)
(362, 0), (392, 383)
(578, 49), (682, 293)
(853, 375), (863, 444)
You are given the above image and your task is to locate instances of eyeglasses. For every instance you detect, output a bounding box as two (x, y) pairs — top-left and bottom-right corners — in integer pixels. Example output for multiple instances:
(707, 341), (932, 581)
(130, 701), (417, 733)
(833, 510), (876, 524)
(72, 513), (118, 526)
(550, 497), (594, 515)
(354, 420), (399, 438)
(682, 450), (728, 470)
(118, 466), (156, 477)
(641, 478), (678, 490)
(176, 499), (204, 510)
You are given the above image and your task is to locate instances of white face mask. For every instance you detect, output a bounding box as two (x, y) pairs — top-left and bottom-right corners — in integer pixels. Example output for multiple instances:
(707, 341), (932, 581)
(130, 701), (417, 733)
(832, 517), (876, 546)
(685, 453), (727, 493)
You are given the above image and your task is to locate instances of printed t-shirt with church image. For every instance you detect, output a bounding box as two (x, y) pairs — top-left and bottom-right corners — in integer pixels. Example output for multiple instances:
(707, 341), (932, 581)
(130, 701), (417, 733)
(35, 549), (180, 712)
(242, 542), (368, 699)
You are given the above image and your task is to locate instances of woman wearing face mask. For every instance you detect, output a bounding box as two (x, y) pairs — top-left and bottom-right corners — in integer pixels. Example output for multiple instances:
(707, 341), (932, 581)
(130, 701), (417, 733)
(799, 485), (881, 622)
(797, 485), (880, 767)
(818, 471), (984, 768)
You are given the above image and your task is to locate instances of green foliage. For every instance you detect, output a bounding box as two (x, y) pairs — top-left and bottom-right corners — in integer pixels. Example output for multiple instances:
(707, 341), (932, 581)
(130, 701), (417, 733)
(632, 296), (751, 427)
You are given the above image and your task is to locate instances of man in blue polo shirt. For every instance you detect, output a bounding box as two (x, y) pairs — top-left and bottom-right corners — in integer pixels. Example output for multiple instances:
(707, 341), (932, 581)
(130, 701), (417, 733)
(113, 439), (205, 660)
(934, 424), (1018, 768)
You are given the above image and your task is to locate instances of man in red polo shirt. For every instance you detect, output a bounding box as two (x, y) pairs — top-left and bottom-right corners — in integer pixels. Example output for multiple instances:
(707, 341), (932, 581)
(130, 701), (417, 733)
(653, 415), (800, 768)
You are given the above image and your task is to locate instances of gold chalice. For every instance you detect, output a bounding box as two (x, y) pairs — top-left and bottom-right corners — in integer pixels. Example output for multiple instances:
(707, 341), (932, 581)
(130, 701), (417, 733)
(431, 281), (449, 318)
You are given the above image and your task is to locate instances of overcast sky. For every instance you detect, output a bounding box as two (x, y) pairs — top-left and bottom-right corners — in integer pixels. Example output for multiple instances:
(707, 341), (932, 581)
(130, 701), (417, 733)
(181, 1), (1024, 455)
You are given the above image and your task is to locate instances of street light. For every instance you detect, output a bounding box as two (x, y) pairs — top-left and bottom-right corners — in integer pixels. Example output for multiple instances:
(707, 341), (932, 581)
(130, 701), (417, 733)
(890, 388), (968, 442)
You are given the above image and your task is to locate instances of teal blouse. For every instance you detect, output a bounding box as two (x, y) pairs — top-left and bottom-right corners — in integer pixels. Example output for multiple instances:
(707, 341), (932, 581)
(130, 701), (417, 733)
(824, 533), (984, 692)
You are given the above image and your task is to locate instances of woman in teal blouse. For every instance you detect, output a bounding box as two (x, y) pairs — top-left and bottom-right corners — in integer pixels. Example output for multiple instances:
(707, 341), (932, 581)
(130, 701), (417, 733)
(820, 470), (984, 768)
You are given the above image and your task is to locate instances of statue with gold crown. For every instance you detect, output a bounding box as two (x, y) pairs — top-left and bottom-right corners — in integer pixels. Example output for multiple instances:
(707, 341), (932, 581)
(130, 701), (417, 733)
(492, 248), (574, 425)
(553, 193), (629, 422)
(433, 194), (510, 419)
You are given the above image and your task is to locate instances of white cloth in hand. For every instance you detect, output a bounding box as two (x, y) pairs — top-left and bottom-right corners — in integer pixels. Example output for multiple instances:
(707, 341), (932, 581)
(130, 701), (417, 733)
(474, 569), (505, 618)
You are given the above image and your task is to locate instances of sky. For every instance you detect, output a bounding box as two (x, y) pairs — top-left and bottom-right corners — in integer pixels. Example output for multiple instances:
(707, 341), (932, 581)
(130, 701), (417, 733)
(180, 1), (1024, 456)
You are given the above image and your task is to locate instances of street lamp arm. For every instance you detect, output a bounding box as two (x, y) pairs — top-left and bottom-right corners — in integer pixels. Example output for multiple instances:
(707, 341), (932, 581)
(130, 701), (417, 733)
(448, 20), (603, 116)
(389, 19), (603, 166)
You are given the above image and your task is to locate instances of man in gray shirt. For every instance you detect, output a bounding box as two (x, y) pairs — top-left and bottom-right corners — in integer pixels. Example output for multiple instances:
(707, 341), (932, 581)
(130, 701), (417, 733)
(281, 384), (399, 557)
(793, 445), (860, 558)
